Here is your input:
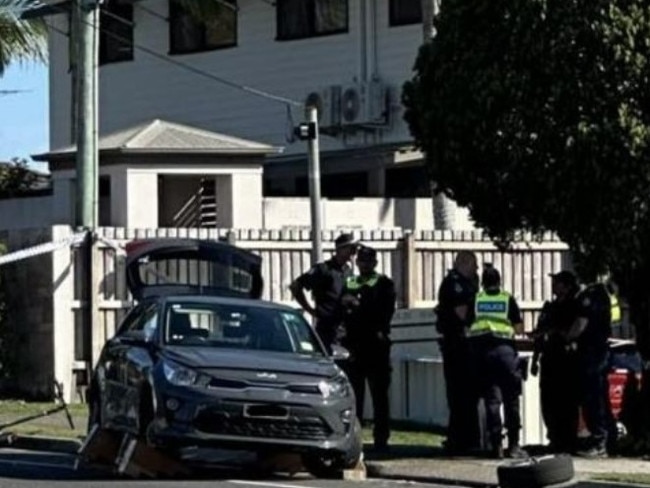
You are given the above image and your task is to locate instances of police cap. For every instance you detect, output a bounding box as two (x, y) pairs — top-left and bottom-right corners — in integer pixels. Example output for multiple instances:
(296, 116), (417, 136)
(356, 246), (377, 262)
(335, 233), (359, 249)
(549, 270), (578, 288)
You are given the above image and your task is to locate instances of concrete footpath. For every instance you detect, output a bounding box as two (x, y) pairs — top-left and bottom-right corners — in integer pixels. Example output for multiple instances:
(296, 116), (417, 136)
(2, 435), (650, 486)
(363, 445), (650, 487)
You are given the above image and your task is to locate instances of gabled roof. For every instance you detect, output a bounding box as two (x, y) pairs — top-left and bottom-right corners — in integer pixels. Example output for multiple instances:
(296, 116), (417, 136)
(32, 119), (284, 161)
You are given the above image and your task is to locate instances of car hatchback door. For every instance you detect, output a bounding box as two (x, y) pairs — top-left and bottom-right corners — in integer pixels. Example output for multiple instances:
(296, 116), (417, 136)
(124, 239), (263, 300)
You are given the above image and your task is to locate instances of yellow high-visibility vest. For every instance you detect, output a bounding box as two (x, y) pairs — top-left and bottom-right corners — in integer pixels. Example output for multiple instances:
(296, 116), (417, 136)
(608, 292), (621, 324)
(469, 291), (514, 340)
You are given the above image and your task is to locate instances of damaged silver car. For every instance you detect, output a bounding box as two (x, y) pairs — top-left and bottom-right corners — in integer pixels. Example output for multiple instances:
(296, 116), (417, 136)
(87, 239), (362, 478)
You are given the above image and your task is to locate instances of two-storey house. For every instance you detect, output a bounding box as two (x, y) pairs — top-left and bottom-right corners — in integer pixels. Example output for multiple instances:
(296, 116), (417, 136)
(37, 0), (430, 202)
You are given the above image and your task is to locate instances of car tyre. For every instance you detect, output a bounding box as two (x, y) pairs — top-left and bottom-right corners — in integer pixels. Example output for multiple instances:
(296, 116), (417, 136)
(87, 389), (101, 434)
(302, 451), (345, 479)
(497, 454), (574, 488)
(302, 419), (363, 479)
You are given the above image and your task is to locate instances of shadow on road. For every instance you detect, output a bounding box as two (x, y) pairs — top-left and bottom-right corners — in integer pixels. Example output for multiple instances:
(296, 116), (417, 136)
(0, 450), (314, 482)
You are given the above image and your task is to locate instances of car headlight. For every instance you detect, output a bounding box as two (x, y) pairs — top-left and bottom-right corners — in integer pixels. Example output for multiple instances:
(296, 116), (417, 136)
(163, 361), (210, 387)
(318, 375), (351, 398)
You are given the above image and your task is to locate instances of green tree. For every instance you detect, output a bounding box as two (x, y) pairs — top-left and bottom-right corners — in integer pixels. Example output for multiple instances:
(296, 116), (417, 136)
(0, 158), (37, 197)
(0, 0), (47, 75)
(403, 0), (650, 446)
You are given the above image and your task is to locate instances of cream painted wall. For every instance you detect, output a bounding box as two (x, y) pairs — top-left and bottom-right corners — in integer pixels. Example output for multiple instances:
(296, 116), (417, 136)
(126, 170), (159, 228)
(0, 192), (476, 231)
(46, 0), (424, 156)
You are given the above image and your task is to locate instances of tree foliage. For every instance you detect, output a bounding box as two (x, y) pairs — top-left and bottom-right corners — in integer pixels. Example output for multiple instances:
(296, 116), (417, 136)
(0, 158), (38, 197)
(0, 0), (47, 76)
(403, 0), (650, 354)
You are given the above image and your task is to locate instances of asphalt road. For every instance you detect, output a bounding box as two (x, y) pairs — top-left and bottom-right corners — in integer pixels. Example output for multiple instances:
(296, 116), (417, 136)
(0, 448), (456, 488)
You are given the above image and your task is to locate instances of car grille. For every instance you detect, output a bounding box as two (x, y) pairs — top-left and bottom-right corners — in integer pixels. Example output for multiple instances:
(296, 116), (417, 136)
(194, 408), (332, 441)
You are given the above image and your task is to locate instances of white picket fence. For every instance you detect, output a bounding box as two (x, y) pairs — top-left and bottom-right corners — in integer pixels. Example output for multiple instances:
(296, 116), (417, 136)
(1, 224), (570, 442)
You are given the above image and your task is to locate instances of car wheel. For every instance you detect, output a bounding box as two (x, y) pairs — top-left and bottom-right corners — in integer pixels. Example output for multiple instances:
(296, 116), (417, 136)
(342, 418), (363, 469)
(87, 390), (101, 434)
(138, 386), (155, 443)
(497, 454), (575, 488)
(302, 419), (363, 479)
(302, 451), (345, 479)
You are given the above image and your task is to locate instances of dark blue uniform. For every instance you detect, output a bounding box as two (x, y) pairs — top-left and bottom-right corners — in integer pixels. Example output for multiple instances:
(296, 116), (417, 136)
(469, 291), (524, 455)
(435, 270), (480, 453)
(293, 258), (352, 352)
(576, 283), (614, 455)
(341, 272), (396, 448)
(534, 297), (580, 452)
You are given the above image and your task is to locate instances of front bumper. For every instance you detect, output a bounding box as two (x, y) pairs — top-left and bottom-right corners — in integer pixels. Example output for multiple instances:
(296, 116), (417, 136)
(148, 380), (359, 455)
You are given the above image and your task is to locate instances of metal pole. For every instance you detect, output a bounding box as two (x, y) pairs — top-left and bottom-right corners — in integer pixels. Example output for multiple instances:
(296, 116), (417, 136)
(306, 105), (323, 264)
(75, 0), (99, 229)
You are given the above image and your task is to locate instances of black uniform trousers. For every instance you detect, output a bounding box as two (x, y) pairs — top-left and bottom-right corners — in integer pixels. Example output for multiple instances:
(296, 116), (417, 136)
(579, 346), (610, 448)
(472, 338), (522, 447)
(540, 346), (579, 452)
(344, 341), (391, 445)
(441, 336), (480, 450)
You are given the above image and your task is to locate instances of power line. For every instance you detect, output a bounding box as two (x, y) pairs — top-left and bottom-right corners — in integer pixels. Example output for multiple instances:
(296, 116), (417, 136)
(42, 3), (303, 108)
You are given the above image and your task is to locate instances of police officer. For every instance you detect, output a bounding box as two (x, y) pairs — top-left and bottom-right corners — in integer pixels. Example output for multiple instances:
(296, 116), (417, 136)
(530, 270), (580, 453)
(568, 280), (621, 457)
(435, 250), (480, 455)
(467, 265), (527, 459)
(340, 246), (396, 451)
(290, 233), (359, 353)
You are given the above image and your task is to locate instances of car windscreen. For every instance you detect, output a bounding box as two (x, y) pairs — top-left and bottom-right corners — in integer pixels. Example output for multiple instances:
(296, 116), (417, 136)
(164, 301), (325, 356)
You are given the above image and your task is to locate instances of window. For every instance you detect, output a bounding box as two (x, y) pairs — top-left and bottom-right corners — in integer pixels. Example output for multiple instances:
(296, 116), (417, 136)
(389, 0), (422, 26)
(169, 0), (237, 54)
(99, 0), (134, 65)
(118, 303), (159, 338)
(277, 0), (348, 40)
(164, 301), (324, 355)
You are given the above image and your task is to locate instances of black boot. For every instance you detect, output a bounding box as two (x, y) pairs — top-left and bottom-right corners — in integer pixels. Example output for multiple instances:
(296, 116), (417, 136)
(489, 436), (504, 459)
(506, 433), (528, 459)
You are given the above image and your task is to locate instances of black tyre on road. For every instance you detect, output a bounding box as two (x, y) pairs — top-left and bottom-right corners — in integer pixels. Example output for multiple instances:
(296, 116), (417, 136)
(497, 454), (574, 488)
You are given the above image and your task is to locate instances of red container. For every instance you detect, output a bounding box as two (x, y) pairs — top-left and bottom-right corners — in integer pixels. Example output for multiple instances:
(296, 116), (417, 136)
(607, 369), (642, 420)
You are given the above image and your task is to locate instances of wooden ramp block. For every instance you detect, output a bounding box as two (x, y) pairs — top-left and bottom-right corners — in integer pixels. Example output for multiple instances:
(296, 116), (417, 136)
(343, 455), (366, 481)
(76, 424), (123, 469)
(115, 435), (191, 479)
(77, 425), (190, 479)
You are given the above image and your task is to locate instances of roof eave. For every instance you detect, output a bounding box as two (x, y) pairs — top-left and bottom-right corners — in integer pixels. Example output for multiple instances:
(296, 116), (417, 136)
(32, 146), (284, 162)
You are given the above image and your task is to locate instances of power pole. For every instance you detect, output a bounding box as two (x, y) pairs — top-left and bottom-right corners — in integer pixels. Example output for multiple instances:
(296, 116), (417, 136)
(421, 0), (456, 230)
(75, 0), (99, 230)
(294, 106), (323, 264)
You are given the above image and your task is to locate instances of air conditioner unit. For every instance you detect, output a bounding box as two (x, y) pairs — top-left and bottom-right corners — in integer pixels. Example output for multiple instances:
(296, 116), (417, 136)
(339, 80), (390, 127)
(304, 86), (341, 129)
(365, 79), (390, 125)
(340, 83), (364, 126)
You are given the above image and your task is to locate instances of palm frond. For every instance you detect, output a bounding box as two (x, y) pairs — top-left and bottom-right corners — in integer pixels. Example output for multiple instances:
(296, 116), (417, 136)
(0, 0), (47, 76)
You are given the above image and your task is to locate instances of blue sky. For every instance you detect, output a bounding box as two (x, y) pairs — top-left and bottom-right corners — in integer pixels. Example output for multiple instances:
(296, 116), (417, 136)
(0, 62), (49, 170)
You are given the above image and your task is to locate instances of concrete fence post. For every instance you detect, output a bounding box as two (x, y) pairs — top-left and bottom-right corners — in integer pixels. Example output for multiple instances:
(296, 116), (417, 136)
(401, 231), (418, 308)
(51, 225), (76, 404)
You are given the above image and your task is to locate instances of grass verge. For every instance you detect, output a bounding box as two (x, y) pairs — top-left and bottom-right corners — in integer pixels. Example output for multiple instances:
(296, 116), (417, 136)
(592, 473), (650, 486)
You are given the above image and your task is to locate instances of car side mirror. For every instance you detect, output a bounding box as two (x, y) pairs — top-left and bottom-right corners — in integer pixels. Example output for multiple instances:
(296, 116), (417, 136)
(331, 345), (350, 361)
